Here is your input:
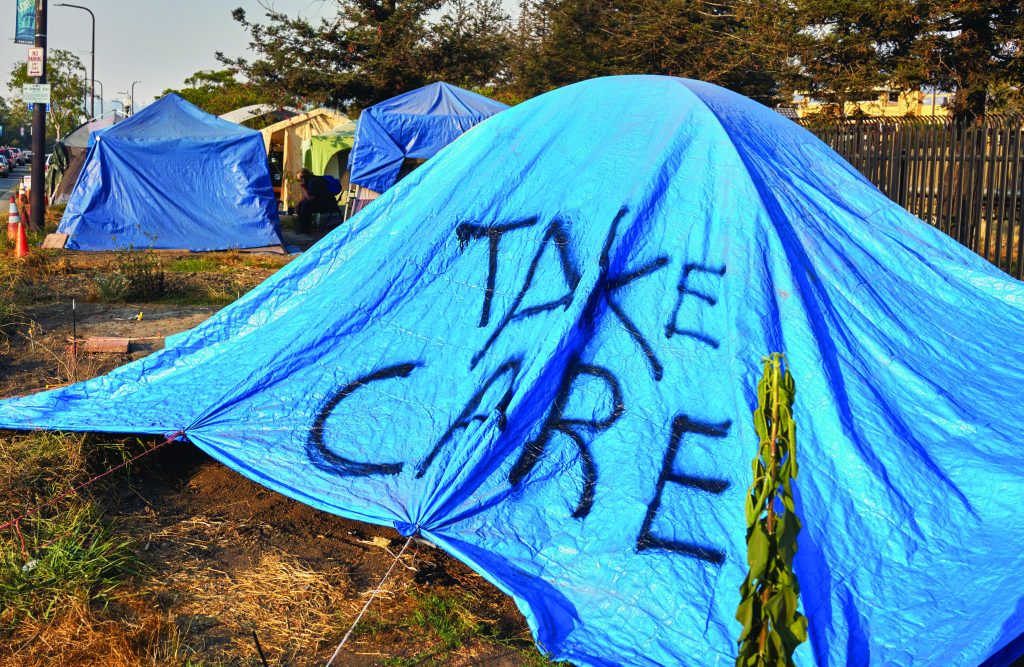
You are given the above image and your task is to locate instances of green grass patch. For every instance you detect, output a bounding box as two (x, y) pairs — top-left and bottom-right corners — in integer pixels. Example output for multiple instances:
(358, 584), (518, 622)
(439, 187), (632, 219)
(165, 257), (223, 273)
(411, 591), (480, 649)
(0, 504), (140, 625)
(351, 587), (562, 666)
(156, 288), (238, 307)
(0, 431), (146, 628)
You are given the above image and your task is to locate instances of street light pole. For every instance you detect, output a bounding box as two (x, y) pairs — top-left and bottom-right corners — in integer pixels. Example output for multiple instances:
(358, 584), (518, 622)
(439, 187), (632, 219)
(93, 79), (103, 115)
(130, 80), (140, 115)
(55, 3), (95, 119)
(77, 64), (88, 117)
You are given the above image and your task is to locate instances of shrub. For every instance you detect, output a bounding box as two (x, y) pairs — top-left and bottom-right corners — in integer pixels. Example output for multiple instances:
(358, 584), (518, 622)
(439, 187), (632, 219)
(90, 249), (167, 302)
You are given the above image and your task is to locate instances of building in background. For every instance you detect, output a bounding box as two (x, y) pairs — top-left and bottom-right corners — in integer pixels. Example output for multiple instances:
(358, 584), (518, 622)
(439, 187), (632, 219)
(789, 89), (953, 119)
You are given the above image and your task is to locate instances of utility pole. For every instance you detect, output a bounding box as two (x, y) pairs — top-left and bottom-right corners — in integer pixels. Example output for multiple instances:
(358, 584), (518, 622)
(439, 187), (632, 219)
(30, 0), (48, 232)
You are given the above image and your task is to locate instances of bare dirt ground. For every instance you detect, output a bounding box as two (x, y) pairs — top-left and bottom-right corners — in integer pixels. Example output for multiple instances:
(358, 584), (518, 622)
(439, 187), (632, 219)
(0, 235), (551, 666)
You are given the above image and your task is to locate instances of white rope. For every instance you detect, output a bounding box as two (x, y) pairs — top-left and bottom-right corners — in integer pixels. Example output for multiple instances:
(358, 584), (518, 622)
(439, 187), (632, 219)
(324, 534), (414, 667)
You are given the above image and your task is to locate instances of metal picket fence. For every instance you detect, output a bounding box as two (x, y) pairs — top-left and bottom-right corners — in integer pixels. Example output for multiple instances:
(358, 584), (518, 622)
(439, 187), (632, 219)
(800, 116), (1024, 280)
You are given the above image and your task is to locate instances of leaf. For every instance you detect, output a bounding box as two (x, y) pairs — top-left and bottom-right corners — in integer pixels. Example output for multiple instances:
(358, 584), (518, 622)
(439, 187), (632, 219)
(748, 523), (770, 579)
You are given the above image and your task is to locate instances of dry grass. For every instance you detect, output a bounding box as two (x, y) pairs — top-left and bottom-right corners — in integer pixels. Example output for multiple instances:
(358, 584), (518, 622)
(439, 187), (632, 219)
(158, 547), (351, 662)
(1, 596), (203, 667)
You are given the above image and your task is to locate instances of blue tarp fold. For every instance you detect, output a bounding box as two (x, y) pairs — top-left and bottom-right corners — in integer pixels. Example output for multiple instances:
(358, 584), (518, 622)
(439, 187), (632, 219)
(348, 82), (507, 193)
(57, 94), (282, 251)
(3, 76), (1023, 666)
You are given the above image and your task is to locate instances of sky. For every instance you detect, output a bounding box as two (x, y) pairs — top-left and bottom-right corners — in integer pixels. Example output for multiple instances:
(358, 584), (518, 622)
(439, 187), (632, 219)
(0, 0), (378, 109)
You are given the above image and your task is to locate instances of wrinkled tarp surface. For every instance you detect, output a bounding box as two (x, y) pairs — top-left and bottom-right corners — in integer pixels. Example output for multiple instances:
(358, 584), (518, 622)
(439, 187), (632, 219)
(57, 94), (282, 251)
(348, 81), (507, 193)
(3, 76), (1023, 666)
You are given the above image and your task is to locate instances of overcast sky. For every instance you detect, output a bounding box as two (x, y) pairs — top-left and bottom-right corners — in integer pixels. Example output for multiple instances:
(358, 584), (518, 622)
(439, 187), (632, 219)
(3, 0), (511, 110)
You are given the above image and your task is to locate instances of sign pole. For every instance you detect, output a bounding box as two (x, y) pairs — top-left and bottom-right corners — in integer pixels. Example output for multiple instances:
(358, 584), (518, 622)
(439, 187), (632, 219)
(30, 0), (48, 232)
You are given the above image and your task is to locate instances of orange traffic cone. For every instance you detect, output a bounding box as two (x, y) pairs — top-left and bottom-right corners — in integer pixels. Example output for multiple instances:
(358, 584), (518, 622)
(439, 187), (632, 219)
(7, 196), (20, 241)
(14, 222), (29, 259)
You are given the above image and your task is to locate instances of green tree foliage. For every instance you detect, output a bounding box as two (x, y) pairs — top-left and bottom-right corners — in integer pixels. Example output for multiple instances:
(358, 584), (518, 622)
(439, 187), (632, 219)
(509, 0), (797, 103)
(7, 49), (87, 141)
(0, 97), (33, 148)
(220, 1), (451, 113)
(736, 354), (806, 667)
(219, 0), (1024, 118)
(911, 1), (1024, 120)
(783, 1), (1024, 120)
(784, 0), (920, 116)
(427, 0), (513, 91)
(162, 69), (265, 117)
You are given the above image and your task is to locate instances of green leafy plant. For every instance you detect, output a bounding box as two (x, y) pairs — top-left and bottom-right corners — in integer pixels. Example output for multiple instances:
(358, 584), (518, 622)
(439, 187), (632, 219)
(736, 353), (807, 666)
(90, 248), (167, 302)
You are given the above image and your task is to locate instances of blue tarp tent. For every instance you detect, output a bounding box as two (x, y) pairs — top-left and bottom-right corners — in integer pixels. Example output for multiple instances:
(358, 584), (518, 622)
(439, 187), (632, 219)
(57, 94), (282, 251)
(348, 81), (507, 193)
(2, 76), (1023, 666)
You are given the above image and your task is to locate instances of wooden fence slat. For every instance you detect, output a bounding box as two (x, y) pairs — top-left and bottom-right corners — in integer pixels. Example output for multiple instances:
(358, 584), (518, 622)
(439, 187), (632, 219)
(799, 115), (1024, 280)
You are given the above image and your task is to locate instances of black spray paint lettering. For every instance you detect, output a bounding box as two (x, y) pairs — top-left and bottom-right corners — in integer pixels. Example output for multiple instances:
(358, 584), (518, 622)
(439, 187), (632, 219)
(305, 363), (417, 477)
(508, 358), (624, 519)
(470, 221), (581, 369)
(583, 207), (670, 381)
(415, 358), (522, 477)
(636, 415), (731, 564)
(666, 263), (727, 348)
(456, 219), (538, 328)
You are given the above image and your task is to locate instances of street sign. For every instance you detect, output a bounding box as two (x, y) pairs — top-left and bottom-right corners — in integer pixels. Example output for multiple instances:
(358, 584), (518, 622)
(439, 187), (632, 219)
(22, 84), (51, 104)
(26, 103), (50, 112)
(26, 47), (43, 77)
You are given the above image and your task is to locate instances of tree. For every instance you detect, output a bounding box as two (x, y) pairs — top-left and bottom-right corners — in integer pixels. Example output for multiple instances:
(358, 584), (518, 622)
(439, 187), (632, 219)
(782, 0), (920, 117)
(427, 0), (513, 91)
(513, 1), (796, 104)
(162, 69), (265, 116)
(8, 49), (87, 141)
(0, 97), (33, 148)
(220, 1), (443, 113)
(779, 1), (1024, 120)
(912, 1), (1024, 120)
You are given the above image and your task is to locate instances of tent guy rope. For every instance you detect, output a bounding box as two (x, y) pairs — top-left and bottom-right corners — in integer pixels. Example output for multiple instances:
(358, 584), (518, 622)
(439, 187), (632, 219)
(1, 430), (185, 558)
(324, 534), (414, 667)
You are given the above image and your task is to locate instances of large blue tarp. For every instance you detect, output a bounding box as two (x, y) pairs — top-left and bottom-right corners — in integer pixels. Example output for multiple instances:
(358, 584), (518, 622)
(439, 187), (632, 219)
(348, 81), (507, 193)
(3, 76), (1023, 666)
(57, 94), (282, 251)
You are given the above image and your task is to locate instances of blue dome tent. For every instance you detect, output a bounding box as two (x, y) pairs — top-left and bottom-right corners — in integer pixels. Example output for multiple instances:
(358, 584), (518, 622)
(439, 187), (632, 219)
(3, 76), (1024, 666)
(56, 94), (283, 252)
(347, 81), (508, 196)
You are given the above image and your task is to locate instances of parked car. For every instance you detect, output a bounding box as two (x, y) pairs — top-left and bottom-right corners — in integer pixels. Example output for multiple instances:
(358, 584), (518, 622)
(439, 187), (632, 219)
(0, 156), (9, 178)
(0, 148), (13, 166)
(21, 150), (33, 164)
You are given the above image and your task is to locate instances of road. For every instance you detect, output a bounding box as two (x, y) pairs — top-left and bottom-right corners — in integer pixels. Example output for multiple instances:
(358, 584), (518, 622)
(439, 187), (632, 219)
(1, 164), (32, 201)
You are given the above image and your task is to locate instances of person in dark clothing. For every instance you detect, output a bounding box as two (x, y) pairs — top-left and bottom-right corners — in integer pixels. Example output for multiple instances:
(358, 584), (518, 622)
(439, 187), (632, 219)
(296, 169), (340, 232)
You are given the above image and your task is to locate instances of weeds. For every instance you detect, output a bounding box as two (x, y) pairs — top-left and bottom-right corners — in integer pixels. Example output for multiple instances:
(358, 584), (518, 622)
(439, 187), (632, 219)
(354, 586), (562, 665)
(90, 249), (167, 302)
(411, 591), (481, 649)
(0, 504), (140, 624)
